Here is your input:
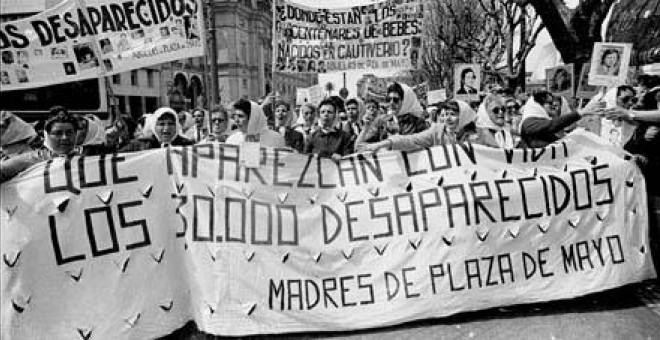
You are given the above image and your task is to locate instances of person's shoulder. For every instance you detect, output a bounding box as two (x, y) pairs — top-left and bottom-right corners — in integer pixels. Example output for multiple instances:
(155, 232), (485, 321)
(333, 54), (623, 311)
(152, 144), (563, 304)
(173, 136), (195, 146)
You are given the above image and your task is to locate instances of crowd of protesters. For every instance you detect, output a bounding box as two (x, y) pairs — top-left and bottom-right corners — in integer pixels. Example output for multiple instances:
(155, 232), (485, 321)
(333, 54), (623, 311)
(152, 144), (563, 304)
(1, 78), (660, 191)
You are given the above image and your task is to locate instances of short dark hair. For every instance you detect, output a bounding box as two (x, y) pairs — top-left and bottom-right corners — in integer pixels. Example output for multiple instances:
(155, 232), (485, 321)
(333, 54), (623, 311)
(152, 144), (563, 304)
(233, 99), (252, 118)
(157, 112), (177, 122)
(444, 100), (460, 113)
(328, 96), (345, 113)
(601, 48), (620, 64)
(532, 90), (553, 106)
(387, 82), (404, 99)
(44, 111), (79, 133)
(461, 68), (474, 81)
(273, 100), (290, 111)
(364, 98), (379, 109)
(616, 85), (636, 97)
(318, 98), (337, 112)
(345, 98), (359, 107)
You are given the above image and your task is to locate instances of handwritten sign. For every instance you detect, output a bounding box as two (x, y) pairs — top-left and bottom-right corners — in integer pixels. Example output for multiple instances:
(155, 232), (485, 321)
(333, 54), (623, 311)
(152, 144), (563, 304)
(0, 131), (654, 338)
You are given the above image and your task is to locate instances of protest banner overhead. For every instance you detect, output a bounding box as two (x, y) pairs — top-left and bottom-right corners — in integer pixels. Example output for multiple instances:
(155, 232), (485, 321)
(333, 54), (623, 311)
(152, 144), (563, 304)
(0, 0), (205, 91)
(1, 131), (655, 338)
(273, 0), (424, 73)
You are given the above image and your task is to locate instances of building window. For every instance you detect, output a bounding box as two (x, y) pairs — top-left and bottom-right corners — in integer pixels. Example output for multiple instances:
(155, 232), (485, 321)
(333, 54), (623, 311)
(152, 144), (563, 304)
(112, 74), (121, 84)
(131, 70), (138, 86)
(147, 70), (154, 87)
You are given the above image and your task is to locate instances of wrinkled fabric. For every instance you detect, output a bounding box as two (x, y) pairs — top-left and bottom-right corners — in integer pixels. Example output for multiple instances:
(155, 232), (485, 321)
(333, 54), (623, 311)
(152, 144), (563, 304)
(0, 111), (37, 147)
(397, 83), (424, 118)
(81, 116), (106, 146)
(521, 97), (550, 123)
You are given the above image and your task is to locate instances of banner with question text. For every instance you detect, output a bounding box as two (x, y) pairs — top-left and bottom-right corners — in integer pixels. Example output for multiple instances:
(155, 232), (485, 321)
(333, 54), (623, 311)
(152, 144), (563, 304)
(0, 130), (655, 338)
(273, 0), (423, 73)
(0, 0), (204, 91)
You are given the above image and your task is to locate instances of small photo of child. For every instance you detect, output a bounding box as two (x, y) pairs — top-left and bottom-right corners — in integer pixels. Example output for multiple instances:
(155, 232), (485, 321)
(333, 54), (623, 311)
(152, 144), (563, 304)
(63, 62), (76, 75)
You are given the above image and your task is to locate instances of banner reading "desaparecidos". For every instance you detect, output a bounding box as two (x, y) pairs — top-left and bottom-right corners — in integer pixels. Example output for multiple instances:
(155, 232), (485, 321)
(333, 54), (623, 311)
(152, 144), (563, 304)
(0, 131), (655, 338)
(0, 0), (204, 91)
(273, 0), (423, 73)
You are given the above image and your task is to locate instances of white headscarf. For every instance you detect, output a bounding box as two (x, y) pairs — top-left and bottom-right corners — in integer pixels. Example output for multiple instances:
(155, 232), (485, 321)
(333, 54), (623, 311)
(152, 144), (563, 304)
(521, 96), (550, 123)
(477, 95), (514, 148)
(455, 100), (478, 132)
(0, 111), (36, 147)
(397, 83), (424, 118)
(148, 107), (182, 142)
(227, 101), (285, 147)
(81, 116), (106, 146)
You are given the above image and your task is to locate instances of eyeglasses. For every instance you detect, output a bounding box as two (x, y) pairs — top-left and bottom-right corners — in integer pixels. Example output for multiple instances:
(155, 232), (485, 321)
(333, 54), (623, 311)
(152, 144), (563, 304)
(506, 105), (520, 111)
(211, 118), (225, 123)
(620, 96), (638, 105)
(387, 96), (401, 104)
(491, 107), (506, 114)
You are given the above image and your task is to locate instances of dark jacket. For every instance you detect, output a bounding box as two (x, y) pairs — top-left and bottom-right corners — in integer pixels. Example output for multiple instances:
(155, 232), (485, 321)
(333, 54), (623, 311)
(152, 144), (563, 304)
(519, 112), (581, 148)
(278, 127), (304, 153)
(120, 135), (194, 153)
(304, 128), (352, 158)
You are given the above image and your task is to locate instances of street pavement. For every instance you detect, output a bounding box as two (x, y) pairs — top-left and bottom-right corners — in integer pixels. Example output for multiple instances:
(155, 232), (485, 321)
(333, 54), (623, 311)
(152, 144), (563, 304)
(167, 280), (660, 340)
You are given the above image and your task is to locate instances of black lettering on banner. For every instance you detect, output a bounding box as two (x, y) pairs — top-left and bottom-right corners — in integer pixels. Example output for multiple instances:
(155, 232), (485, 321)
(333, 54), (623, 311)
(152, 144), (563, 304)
(402, 150), (427, 176)
(570, 169), (592, 210)
(455, 141), (477, 166)
(118, 200), (151, 250)
(251, 200), (273, 245)
(504, 148), (515, 164)
(418, 188), (441, 232)
(225, 197), (246, 243)
(191, 144), (214, 178)
(518, 176), (543, 219)
(306, 279), (320, 309)
(193, 195), (214, 242)
(85, 206), (120, 257)
(393, 193), (419, 235)
(357, 274), (375, 305)
(483, 256), (497, 286)
(345, 200), (367, 242)
(218, 144), (240, 181)
(322, 205), (342, 244)
(429, 264), (443, 294)
(109, 4), (128, 31)
(78, 155), (107, 188)
(592, 164), (613, 206)
(337, 157), (360, 186)
(44, 159), (80, 195)
(561, 244), (577, 273)
(121, 1), (141, 29)
(167, 146), (188, 176)
(317, 156), (336, 189)
(592, 238), (606, 266)
(243, 148), (267, 184)
(287, 279), (303, 310)
(0, 24), (30, 49)
(538, 247), (554, 277)
(273, 148), (294, 187)
(175, 195), (188, 238)
(111, 153), (138, 184)
(549, 175), (570, 215)
(369, 196), (393, 239)
(468, 181), (496, 224)
(444, 184), (470, 228)
(576, 241), (594, 270)
(402, 267), (419, 298)
(498, 254), (515, 283)
(522, 251), (537, 279)
(340, 276), (357, 307)
(277, 205), (298, 245)
(269, 279), (285, 310)
(49, 215), (86, 265)
(465, 259), (482, 289)
(384, 271), (399, 300)
(539, 175), (552, 216)
(357, 153), (383, 184)
(607, 235), (625, 264)
(531, 147), (545, 162)
(427, 144), (453, 171)
(296, 155), (315, 188)
(322, 278), (338, 308)
(495, 179), (521, 222)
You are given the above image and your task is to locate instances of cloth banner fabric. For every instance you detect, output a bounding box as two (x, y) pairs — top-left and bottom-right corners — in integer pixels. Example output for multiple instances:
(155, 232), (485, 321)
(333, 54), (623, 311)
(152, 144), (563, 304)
(0, 131), (656, 339)
(0, 0), (204, 92)
(273, 0), (423, 73)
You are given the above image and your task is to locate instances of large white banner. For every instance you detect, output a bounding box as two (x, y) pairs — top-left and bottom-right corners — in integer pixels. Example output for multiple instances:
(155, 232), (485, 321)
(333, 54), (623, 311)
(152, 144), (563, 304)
(273, 0), (423, 73)
(0, 0), (204, 91)
(0, 131), (655, 339)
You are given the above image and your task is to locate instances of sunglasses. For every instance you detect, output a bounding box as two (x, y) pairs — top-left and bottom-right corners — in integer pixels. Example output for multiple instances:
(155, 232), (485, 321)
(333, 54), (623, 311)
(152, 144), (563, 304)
(387, 96), (401, 104)
(211, 118), (226, 123)
(491, 107), (506, 114)
(506, 105), (519, 111)
(621, 96), (638, 105)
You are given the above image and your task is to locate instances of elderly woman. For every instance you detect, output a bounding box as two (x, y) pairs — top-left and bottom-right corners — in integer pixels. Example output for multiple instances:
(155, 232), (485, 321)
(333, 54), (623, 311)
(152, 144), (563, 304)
(474, 94), (514, 148)
(0, 110), (39, 159)
(226, 99), (285, 147)
(355, 82), (429, 148)
(121, 107), (194, 152)
(203, 106), (233, 143)
(295, 103), (318, 142)
(273, 100), (304, 152)
(520, 91), (603, 148)
(359, 99), (478, 153)
(1, 108), (79, 183)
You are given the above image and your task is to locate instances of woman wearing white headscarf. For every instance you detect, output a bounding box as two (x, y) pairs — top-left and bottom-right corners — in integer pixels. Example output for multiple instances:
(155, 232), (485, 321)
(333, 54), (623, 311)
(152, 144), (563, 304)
(76, 115), (110, 155)
(474, 94), (514, 148)
(359, 99), (478, 152)
(226, 99), (285, 147)
(0, 110), (38, 158)
(355, 82), (429, 149)
(121, 107), (194, 152)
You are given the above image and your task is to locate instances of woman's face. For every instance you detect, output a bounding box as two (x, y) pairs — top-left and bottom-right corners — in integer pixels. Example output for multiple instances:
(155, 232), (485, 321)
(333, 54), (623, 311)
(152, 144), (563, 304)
(319, 104), (336, 128)
(155, 117), (177, 143)
(274, 104), (289, 125)
(386, 91), (402, 114)
(193, 111), (205, 128)
(444, 107), (460, 131)
(436, 108), (447, 124)
(346, 103), (360, 123)
(487, 99), (507, 127)
(75, 118), (88, 145)
(463, 71), (476, 88)
(604, 52), (619, 67)
(47, 122), (76, 154)
(232, 109), (249, 133)
(300, 106), (316, 126)
(211, 112), (228, 135)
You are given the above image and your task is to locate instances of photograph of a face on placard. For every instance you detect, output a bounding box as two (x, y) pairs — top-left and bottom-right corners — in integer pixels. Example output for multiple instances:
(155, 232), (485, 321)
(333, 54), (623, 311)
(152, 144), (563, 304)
(588, 43), (632, 86)
(454, 64), (480, 101)
(546, 65), (574, 98)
